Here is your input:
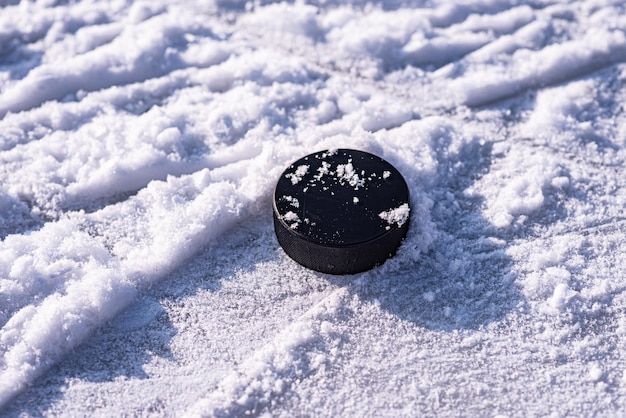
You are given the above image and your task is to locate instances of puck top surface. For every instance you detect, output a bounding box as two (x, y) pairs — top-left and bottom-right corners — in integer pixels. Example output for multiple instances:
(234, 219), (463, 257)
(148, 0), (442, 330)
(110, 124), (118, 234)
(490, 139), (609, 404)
(273, 149), (410, 247)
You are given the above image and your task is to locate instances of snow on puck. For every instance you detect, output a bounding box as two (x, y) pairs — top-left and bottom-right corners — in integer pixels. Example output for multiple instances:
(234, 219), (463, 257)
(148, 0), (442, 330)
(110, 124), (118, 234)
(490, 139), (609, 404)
(273, 149), (410, 275)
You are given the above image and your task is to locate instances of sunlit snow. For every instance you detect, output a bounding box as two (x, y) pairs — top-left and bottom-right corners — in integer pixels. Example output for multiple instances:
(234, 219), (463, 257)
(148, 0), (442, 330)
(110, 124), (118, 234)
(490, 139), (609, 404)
(1, 0), (626, 416)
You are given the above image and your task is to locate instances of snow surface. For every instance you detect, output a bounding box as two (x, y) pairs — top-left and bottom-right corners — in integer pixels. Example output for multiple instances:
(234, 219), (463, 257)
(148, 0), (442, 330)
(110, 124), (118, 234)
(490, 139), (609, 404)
(1, 0), (626, 416)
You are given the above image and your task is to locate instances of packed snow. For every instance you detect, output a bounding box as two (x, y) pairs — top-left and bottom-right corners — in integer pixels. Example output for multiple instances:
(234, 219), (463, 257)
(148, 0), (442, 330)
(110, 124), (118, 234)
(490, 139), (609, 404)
(1, 0), (626, 416)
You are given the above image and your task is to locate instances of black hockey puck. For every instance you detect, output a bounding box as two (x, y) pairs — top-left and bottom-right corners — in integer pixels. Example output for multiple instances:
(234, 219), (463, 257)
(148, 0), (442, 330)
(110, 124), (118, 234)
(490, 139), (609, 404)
(273, 149), (410, 275)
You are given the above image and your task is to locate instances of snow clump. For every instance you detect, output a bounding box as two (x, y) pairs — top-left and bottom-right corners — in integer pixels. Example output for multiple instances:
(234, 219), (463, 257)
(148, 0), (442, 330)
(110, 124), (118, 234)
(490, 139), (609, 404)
(379, 203), (410, 228)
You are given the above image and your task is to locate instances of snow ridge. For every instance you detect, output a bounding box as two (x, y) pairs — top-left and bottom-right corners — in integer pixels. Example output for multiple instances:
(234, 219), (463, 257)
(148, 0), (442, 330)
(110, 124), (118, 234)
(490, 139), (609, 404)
(185, 289), (348, 418)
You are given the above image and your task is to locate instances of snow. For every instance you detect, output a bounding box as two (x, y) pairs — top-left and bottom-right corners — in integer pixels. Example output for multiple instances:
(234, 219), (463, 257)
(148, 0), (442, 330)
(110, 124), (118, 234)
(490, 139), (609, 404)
(379, 203), (410, 227)
(285, 164), (309, 185)
(335, 161), (365, 188)
(1, 0), (626, 416)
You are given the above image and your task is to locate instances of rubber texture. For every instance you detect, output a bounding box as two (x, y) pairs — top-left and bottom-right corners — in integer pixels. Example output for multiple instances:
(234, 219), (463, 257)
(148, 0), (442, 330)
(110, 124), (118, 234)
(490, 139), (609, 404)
(273, 149), (411, 275)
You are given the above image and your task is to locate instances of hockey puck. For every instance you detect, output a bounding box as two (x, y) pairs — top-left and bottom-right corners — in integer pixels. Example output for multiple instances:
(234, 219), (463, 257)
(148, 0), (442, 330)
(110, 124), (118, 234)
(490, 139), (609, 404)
(273, 149), (410, 275)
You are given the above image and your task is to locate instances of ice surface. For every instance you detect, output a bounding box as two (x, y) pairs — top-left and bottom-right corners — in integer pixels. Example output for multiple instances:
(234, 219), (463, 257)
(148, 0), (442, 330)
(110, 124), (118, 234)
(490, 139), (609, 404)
(1, 0), (626, 416)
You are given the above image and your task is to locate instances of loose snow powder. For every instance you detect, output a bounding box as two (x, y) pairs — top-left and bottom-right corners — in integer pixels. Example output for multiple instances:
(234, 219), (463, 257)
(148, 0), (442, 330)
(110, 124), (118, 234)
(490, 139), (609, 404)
(379, 203), (410, 227)
(285, 165), (310, 185)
